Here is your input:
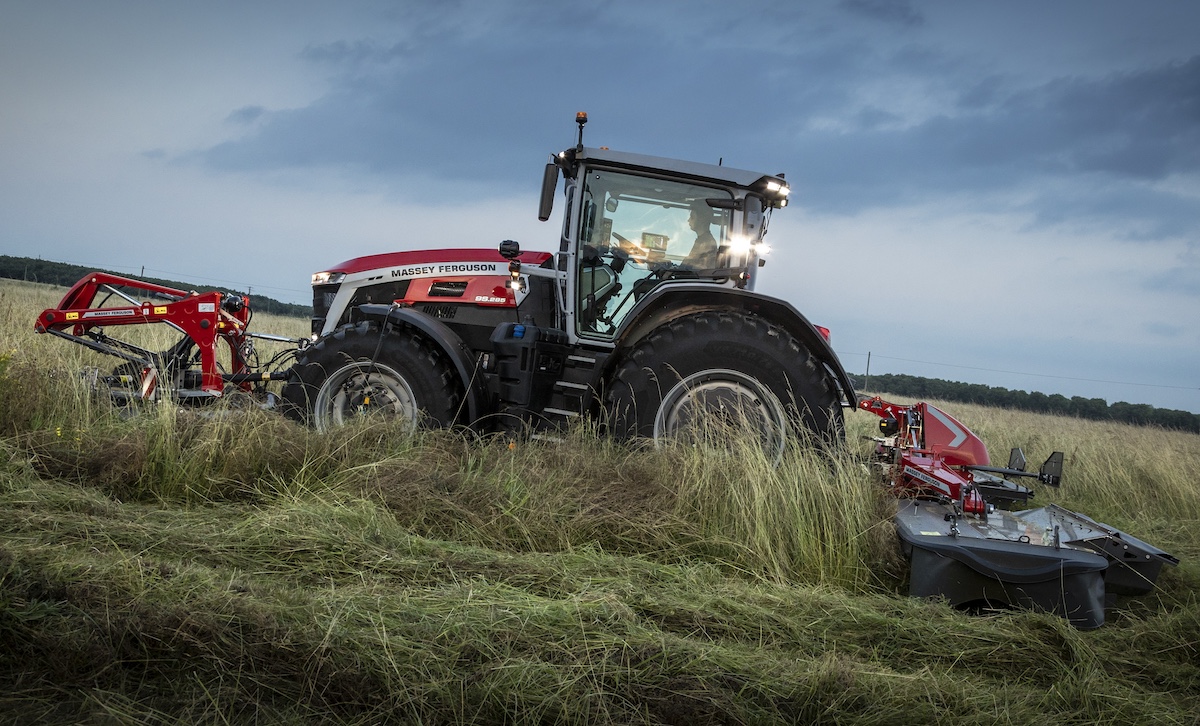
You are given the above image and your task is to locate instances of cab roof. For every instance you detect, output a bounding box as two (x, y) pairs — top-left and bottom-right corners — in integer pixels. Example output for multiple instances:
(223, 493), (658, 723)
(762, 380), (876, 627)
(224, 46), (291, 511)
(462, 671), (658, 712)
(574, 146), (786, 193)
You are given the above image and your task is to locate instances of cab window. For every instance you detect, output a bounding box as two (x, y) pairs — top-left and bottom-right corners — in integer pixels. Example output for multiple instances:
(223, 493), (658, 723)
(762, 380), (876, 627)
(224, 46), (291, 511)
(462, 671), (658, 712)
(576, 170), (733, 338)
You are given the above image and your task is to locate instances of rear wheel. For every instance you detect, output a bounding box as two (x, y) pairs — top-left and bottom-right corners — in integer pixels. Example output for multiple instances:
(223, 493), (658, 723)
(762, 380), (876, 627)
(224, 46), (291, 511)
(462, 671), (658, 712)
(606, 311), (843, 457)
(283, 322), (461, 431)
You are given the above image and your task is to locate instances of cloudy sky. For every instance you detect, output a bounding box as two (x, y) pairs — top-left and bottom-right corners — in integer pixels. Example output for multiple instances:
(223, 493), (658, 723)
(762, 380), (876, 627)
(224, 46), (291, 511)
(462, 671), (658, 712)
(3, 0), (1198, 412)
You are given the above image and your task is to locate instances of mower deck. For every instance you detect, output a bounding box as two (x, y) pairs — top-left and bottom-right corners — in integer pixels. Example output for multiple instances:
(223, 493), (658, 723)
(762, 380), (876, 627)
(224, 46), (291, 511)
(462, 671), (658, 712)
(894, 498), (1178, 628)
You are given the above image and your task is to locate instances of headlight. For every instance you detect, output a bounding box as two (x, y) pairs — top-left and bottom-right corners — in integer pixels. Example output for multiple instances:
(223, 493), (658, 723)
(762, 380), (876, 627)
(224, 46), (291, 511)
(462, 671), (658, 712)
(311, 271), (346, 286)
(764, 180), (790, 196)
(726, 235), (753, 256)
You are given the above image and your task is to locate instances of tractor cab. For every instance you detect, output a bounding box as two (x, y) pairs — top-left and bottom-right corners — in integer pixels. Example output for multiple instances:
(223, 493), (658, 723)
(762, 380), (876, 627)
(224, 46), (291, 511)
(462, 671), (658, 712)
(537, 113), (791, 342)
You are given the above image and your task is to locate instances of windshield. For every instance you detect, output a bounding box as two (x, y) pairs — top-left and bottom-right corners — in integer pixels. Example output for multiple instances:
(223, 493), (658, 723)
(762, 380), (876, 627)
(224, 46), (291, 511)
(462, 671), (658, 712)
(575, 169), (741, 338)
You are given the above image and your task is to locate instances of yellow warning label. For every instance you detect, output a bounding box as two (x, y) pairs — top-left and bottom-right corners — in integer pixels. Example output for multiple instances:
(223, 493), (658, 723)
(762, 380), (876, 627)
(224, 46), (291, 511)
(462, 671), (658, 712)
(65, 312), (79, 321)
(154, 306), (168, 315)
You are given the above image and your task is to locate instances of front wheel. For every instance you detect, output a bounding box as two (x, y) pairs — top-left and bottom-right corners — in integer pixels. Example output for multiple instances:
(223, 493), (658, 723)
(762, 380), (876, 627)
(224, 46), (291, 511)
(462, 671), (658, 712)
(606, 311), (843, 458)
(282, 322), (462, 431)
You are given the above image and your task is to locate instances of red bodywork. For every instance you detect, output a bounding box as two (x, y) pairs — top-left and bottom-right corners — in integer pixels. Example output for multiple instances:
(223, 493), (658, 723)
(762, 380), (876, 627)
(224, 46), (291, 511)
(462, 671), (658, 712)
(34, 272), (252, 397)
(321, 248), (554, 308)
(858, 395), (991, 514)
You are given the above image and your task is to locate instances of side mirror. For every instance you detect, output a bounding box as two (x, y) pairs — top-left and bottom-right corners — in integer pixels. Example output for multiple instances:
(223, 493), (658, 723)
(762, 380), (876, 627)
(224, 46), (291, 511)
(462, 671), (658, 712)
(538, 162), (558, 221)
(705, 197), (743, 210)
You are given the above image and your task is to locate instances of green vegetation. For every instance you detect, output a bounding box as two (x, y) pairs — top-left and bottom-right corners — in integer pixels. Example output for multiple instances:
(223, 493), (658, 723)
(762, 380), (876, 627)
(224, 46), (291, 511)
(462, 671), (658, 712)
(1, 278), (1198, 723)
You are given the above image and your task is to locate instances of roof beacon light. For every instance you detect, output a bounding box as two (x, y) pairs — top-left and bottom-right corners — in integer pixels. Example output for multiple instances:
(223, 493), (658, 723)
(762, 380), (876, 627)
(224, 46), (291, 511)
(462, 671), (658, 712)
(575, 111), (588, 151)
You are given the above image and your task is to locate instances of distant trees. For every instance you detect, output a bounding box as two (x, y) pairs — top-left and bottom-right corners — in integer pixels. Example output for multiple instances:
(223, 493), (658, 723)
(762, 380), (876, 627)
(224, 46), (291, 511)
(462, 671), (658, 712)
(857, 373), (1200, 433)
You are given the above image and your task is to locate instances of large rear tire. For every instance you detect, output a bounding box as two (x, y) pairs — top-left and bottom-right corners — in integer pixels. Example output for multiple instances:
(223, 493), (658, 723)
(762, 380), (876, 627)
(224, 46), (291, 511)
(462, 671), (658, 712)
(606, 311), (843, 457)
(282, 322), (461, 431)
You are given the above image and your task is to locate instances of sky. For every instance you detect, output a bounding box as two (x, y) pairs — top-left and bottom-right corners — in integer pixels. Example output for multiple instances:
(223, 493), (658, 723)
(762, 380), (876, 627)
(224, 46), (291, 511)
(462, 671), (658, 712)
(2, 0), (1198, 413)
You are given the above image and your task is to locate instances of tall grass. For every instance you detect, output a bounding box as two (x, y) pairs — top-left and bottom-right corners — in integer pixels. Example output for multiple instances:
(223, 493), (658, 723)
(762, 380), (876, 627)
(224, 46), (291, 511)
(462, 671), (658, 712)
(666, 431), (893, 587)
(15, 405), (892, 591)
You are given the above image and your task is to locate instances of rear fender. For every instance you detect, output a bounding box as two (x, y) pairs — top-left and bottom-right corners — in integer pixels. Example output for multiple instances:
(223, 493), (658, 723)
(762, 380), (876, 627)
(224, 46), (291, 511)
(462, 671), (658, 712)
(609, 285), (856, 407)
(355, 303), (489, 426)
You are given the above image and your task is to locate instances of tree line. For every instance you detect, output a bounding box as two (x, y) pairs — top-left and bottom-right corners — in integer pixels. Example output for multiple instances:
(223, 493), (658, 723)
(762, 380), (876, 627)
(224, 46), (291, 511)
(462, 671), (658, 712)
(0, 255), (309, 318)
(856, 372), (1200, 433)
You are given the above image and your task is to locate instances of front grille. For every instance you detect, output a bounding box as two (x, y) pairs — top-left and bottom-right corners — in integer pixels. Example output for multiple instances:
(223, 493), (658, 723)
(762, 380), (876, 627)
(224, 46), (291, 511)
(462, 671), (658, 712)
(312, 284), (340, 336)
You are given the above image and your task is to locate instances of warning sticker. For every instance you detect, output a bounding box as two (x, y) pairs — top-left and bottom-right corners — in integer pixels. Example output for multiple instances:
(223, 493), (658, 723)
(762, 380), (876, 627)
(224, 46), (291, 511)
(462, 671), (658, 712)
(153, 306), (168, 315)
(198, 303), (215, 313)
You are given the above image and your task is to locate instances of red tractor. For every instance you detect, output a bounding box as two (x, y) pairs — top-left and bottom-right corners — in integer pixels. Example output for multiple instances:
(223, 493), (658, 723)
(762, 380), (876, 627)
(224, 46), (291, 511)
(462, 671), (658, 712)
(36, 113), (855, 454)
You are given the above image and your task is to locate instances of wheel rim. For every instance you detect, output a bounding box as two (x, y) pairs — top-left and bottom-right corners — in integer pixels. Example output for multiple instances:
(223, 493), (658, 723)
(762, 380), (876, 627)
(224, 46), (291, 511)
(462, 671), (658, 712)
(652, 369), (787, 460)
(312, 361), (419, 432)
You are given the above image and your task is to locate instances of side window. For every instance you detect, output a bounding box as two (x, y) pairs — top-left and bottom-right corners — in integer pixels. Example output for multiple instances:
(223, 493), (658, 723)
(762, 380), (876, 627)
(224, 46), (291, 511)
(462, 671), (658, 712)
(558, 179), (576, 258)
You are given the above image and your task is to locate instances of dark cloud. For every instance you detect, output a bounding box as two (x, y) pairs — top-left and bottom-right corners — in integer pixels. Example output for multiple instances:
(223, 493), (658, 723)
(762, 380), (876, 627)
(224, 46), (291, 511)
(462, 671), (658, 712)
(194, 13), (791, 195)
(191, 4), (1200, 241)
(201, 45), (555, 187)
(783, 55), (1200, 241)
(226, 106), (265, 125)
(851, 106), (903, 130)
(1145, 257), (1200, 297)
(1020, 182), (1199, 241)
(838, 0), (924, 26)
(300, 39), (404, 66)
(1145, 322), (1187, 338)
(992, 57), (1200, 179)
(957, 75), (1007, 110)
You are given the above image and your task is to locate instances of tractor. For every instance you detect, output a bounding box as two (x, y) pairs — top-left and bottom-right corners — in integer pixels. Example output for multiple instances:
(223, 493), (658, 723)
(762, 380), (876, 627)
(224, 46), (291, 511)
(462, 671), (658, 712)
(282, 113), (854, 451)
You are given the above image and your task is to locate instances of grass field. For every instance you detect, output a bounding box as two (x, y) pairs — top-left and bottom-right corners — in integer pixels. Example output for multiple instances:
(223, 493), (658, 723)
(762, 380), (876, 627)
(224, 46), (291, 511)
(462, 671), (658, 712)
(1, 278), (1198, 724)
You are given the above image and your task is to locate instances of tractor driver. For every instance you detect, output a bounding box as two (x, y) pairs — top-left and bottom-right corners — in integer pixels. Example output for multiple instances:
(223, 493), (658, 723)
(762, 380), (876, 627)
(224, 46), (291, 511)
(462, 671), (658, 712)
(681, 200), (718, 269)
